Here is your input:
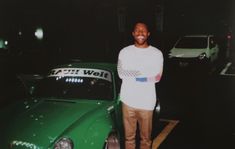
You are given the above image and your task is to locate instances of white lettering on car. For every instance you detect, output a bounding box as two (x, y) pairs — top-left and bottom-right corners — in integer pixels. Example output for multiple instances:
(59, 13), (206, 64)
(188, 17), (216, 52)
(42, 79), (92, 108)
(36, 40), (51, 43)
(48, 68), (112, 82)
(10, 140), (39, 149)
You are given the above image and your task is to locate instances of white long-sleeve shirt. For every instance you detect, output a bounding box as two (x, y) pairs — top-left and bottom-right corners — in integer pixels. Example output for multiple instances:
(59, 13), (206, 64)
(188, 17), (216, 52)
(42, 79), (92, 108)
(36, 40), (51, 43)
(117, 45), (163, 110)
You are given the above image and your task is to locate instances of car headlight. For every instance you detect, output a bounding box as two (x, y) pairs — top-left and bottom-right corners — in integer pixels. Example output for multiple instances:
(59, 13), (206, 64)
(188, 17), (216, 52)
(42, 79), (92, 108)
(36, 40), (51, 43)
(198, 53), (206, 60)
(54, 138), (73, 149)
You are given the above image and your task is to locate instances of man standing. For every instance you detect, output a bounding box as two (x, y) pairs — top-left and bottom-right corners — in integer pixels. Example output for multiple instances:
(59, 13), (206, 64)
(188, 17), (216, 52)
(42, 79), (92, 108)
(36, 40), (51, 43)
(117, 22), (163, 149)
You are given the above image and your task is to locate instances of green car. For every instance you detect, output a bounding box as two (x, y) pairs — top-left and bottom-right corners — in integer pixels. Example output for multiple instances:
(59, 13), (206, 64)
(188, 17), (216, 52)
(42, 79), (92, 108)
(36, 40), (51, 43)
(1, 62), (160, 149)
(1, 63), (123, 149)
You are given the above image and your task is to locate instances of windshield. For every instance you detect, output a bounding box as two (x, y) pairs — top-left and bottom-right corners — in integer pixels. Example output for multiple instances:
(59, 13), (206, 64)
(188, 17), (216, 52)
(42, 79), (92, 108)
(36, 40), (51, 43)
(175, 37), (208, 49)
(32, 68), (114, 100)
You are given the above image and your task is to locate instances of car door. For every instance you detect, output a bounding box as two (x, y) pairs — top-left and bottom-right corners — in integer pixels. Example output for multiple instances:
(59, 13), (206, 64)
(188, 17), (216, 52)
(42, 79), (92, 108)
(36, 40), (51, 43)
(209, 37), (218, 62)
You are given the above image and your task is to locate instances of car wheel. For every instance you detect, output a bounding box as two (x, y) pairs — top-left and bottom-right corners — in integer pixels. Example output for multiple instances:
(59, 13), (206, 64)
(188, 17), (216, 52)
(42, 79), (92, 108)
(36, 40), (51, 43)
(104, 131), (120, 149)
(206, 58), (213, 70)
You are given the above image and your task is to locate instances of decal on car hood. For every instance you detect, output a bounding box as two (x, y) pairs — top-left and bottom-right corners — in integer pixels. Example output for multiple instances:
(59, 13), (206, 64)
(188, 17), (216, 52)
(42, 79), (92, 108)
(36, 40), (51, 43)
(10, 140), (39, 149)
(48, 68), (112, 82)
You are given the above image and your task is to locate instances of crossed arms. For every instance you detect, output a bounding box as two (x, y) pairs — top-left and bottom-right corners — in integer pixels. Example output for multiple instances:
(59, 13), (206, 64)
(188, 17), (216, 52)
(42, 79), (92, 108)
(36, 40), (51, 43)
(117, 60), (162, 83)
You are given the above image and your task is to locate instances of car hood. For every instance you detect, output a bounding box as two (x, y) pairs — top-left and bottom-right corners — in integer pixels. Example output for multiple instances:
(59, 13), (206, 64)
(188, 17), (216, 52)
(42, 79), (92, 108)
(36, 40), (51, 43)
(169, 48), (207, 58)
(2, 98), (111, 148)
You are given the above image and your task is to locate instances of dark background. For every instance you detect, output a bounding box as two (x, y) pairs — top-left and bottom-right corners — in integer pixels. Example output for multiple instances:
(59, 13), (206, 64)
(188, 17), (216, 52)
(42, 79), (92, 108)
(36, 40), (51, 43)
(0, 1), (235, 148)
(0, 0), (234, 72)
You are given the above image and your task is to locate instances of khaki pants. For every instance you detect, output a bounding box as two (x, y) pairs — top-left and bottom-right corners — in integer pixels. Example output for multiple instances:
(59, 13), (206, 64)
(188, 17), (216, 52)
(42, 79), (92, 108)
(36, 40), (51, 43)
(122, 103), (153, 149)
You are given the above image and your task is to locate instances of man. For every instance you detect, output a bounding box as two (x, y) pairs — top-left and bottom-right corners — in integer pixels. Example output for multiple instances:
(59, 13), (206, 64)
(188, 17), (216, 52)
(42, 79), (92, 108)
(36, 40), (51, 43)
(117, 22), (163, 149)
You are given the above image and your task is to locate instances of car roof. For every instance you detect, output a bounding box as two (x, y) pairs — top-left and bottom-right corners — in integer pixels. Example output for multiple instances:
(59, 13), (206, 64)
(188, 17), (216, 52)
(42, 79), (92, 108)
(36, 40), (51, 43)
(53, 62), (117, 72)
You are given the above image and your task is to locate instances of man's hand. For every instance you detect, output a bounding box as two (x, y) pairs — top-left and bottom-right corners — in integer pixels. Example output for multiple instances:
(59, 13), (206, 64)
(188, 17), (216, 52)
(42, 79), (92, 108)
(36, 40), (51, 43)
(148, 74), (162, 82)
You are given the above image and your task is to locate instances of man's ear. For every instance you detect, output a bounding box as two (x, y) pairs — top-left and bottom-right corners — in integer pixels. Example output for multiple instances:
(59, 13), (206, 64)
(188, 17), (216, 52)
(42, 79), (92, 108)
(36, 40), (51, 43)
(132, 32), (135, 37)
(148, 32), (150, 37)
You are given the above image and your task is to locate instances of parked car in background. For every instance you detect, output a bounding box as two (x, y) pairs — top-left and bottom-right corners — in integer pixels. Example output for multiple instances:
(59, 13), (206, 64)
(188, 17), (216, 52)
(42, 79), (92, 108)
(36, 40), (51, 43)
(168, 35), (220, 68)
(0, 62), (160, 149)
(0, 37), (8, 51)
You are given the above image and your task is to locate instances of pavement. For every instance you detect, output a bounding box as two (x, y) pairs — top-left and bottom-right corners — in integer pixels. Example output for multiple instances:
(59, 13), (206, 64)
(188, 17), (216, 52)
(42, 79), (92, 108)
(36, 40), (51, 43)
(150, 56), (235, 149)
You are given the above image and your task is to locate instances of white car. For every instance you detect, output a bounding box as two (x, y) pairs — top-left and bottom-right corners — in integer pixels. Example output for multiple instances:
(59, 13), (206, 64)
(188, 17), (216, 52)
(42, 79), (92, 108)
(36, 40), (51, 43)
(168, 35), (220, 67)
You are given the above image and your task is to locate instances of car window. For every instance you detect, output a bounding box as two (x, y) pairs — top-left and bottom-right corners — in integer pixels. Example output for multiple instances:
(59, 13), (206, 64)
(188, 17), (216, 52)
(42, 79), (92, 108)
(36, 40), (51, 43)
(175, 37), (208, 48)
(32, 68), (114, 100)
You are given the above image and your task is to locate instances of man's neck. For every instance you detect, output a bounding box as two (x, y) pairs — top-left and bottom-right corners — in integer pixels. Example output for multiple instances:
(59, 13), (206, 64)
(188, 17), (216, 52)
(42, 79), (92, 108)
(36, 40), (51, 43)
(134, 43), (149, 48)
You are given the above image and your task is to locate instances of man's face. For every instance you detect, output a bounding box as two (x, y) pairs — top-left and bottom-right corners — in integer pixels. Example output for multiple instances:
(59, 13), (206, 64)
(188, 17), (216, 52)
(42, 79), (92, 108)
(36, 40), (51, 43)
(132, 23), (150, 47)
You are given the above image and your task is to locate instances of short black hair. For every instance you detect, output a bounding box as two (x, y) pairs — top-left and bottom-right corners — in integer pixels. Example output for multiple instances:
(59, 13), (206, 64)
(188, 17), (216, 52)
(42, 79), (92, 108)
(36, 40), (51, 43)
(132, 19), (152, 31)
(133, 22), (149, 31)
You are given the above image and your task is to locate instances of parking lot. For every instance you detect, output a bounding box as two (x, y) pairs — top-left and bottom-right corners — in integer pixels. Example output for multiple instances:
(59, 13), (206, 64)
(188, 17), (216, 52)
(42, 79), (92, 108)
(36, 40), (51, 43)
(150, 58), (235, 149)
(1, 0), (235, 148)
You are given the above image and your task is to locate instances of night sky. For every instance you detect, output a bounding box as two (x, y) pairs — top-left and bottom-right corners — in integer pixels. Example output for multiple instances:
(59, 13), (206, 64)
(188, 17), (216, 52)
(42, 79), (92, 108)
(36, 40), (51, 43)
(0, 0), (233, 31)
(0, 0), (234, 64)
